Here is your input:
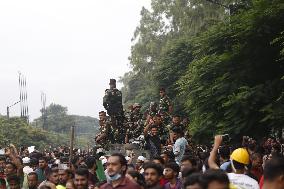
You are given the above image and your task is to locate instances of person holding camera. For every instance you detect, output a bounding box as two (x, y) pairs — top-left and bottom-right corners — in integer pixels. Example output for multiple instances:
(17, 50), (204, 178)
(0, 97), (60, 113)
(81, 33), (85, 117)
(208, 135), (259, 189)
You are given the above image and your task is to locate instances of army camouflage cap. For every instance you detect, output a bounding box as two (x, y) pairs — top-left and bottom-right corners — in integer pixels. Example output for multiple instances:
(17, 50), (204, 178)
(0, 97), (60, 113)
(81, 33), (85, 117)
(109, 79), (116, 85)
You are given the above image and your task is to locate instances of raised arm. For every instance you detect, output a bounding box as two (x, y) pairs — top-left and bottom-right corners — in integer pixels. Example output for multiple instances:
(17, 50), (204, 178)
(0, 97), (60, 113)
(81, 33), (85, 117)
(144, 119), (153, 136)
(208, 135), (222, 169)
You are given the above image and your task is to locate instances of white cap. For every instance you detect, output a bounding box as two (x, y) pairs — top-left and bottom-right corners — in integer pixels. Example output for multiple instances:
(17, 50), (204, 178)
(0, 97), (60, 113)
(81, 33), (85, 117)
(137, 156), (146, 162)
(23, 166), (33, 174)
(97, 148), (104, 154)
(102, 158), (107, 165)
(99, 156), (106, 160)
(125, 156), (131, 161)
(22, 157), (30, 164)
(27, 146), (35, 153)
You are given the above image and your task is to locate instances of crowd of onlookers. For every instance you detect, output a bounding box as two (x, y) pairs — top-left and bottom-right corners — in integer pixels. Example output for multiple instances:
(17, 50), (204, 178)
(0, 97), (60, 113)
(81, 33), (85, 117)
(1, 84), (284, 189)
(0, 132), (283, 189)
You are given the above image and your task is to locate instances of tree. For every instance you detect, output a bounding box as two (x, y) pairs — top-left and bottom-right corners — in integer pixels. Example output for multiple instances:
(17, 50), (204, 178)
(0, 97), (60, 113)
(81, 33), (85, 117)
(0, 117), (66, 149)
(33, 103), (99, 136)
(178, 0), (284, 141)
(121, 0), (230, 113)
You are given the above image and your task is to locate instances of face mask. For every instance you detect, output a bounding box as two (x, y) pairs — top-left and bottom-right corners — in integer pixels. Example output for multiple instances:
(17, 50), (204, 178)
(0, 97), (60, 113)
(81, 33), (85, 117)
(105, 169), (122, 182)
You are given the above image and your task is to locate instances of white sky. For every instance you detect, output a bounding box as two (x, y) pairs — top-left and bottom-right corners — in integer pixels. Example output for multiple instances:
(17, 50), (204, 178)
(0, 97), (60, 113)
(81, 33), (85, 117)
(0, 0), (151, 120)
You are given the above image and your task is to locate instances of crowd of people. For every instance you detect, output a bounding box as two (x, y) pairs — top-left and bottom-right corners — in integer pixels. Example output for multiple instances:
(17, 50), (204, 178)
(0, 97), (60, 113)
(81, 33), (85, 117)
(0, 134), (284, 189)
(0, 80), (283, 189)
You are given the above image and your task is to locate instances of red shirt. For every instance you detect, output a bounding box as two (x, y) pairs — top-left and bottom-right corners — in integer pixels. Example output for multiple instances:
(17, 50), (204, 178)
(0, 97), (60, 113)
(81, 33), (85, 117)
(99, 176), (141, 189)
(259, 175), (264, 189)
(160, 177), (168, 186)
(251, 167), (263, 182)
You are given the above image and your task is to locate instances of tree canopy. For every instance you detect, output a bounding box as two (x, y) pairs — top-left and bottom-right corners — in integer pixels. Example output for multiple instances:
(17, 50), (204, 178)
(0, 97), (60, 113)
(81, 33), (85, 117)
(33, 103), (99, 136)
(0, 117), (69, 149)
(120, 0), (284, 142)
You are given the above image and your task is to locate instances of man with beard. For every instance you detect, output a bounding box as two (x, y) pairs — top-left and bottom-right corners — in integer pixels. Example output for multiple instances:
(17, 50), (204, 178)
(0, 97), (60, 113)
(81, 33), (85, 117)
(35, 157), (50, 183)
(100, 153), (140, 189)
(144, 163), (164, 189)
(144, 120), (162, 159)
(74, 169), (89, 189)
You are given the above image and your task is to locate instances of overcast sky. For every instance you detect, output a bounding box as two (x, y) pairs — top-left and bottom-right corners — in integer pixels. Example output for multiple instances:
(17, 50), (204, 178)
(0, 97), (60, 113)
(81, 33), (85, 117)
(0, 0), (151, 120)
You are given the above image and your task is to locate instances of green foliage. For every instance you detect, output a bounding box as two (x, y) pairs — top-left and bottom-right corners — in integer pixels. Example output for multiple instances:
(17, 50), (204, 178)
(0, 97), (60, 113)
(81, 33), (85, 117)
(155, 38), (194, 115)
(33, 103), (99, 136)
(179, 0), (284, 141)
(0, 115), (97, 150)
(121, 0), (229, 112)
(121, 0), (284, 142)
(0, 117), (68, 149)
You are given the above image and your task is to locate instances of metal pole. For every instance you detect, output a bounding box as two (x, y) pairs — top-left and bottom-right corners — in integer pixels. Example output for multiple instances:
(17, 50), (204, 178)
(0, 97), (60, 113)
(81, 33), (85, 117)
(69, 125), (75, 167)
(7, 106), (9, 119)
(7, 101), (20, 119)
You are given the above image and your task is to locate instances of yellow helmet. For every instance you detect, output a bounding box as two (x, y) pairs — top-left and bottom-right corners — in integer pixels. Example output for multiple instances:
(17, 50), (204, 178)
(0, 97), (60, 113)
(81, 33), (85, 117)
(230, 148), (249, 165)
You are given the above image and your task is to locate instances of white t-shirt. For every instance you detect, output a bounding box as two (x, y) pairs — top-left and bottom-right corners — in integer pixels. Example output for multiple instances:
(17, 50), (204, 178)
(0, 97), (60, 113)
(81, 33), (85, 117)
(228, 173), (259, 189)
(173, 137), (188, 164)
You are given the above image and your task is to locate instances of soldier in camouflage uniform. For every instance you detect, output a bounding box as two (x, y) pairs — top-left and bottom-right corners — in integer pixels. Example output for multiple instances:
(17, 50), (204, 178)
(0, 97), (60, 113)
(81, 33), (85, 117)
(125, 103), (144, 143)
(153, 114), (169, 146)
(132, 103), (143, 122)
(103, 79), (125, 144)
(144, 102), (158, 126)
(158, 88), (173, 125)
(95, 111), (111, 149)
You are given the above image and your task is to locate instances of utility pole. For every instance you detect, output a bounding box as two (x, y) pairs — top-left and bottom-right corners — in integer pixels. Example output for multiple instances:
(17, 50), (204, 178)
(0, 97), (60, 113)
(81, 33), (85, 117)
(7, 106), (9, 119)
(7, 101), (20, 119)
(18, 72), (29, 123)
(69, 124), (75, 166)
(41, 92), (47, 130)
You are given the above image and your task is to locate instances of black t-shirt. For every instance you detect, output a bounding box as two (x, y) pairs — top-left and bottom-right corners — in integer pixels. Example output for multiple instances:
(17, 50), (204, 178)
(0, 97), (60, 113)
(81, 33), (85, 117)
(145, 134), (161, 158)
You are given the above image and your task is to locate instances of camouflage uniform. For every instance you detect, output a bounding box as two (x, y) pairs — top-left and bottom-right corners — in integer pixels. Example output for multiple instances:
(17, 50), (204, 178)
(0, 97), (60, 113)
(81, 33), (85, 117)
(144, 102), (158, 127)
(126, 103), (144, 141)
(156, 123), (169, 145)
(103, 79), (125, 144)
(145, 102), (158, 119)
(103, 90), (123, 117)
(158, 95), (172, 124)
(158, 95), (172, 115)
(108, 123), (125, 144)
(95, 118), (112, 149)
